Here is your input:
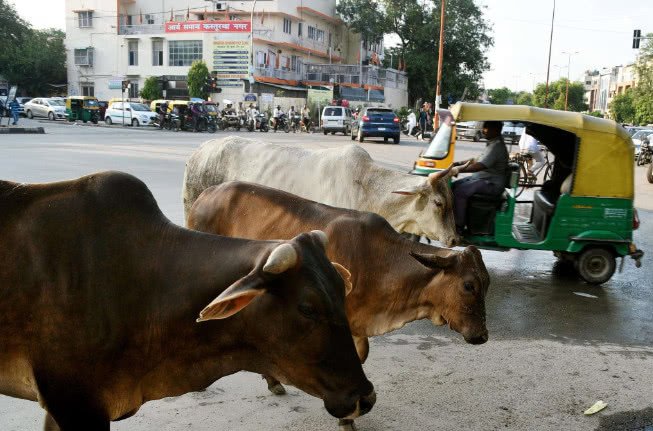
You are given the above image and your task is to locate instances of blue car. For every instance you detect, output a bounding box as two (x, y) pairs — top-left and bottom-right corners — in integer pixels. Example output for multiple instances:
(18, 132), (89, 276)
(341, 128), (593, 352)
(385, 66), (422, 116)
(351, 107), (401, 144)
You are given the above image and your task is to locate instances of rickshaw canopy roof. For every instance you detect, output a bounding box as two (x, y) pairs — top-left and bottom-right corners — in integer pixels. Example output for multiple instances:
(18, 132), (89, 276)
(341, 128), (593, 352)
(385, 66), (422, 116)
(449, 103), (634, 199)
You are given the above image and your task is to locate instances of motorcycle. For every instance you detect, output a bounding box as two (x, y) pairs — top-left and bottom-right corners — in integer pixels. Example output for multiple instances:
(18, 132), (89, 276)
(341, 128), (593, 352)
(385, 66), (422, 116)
(154, 113), (181, 131)
(220, 112), (242, 131)
(637, 137), (652, 167)
(272, 113), (290, 133)
(206, 114), (218, 133)
(256, 113), (269, 132)
(290, 113), (302, 133)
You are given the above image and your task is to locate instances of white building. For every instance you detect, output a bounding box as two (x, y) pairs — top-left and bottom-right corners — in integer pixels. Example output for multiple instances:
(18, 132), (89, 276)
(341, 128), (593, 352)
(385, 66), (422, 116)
(64, 0), (408, 108)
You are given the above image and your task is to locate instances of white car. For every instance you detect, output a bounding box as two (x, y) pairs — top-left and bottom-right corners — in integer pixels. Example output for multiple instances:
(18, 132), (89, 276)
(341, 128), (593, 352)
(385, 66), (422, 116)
(502, 121), (525, 145)
(104, 102), (157, 127)
(24, 98), (66, 120)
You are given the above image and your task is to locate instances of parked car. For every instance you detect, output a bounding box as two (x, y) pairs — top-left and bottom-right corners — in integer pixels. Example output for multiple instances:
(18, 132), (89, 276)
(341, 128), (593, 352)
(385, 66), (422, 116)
(104, 102), (158, 126)
(350, 107), (401, 144)
(456, 120), (483, 141)
(15, 96), (33, 116)
(625, 126), (645, 137)
(631, 129), (653, 157)
(24, 97), (67, 120)
(502, 121), (525, 145)
(321, 106), (353, 135)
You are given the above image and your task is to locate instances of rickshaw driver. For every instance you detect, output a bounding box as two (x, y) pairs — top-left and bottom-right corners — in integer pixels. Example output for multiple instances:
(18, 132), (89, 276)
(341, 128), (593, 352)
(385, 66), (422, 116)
(451, 120), (509, 235)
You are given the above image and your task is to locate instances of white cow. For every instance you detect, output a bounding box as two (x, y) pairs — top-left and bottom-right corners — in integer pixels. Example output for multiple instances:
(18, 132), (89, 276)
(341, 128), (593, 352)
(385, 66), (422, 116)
(182, 136), (459, 246)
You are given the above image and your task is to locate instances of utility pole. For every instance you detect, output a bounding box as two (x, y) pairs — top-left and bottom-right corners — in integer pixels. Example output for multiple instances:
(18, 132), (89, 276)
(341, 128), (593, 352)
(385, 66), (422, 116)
(434, 0), (446, 130)
(562, 51), (579, 111)
(544, 0), (556, 108)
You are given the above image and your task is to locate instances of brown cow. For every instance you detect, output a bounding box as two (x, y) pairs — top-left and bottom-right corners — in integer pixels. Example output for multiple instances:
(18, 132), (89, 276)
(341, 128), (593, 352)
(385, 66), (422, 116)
(188, 181), (490, 430)
(0, 172), (375, 431)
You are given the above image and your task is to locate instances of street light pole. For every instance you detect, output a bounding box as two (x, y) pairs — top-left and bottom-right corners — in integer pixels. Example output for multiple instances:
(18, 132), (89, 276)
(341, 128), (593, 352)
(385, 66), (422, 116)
(250, 0), (257, 77)
(434, 0), (446, 130)
(544, 0), (556, 108)
(562, 50), (579, 111)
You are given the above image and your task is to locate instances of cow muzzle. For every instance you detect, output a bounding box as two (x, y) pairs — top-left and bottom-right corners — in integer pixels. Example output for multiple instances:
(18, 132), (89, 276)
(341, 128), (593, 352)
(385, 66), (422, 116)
(463, 330), (489, 345)
(324, 385), (376, 419)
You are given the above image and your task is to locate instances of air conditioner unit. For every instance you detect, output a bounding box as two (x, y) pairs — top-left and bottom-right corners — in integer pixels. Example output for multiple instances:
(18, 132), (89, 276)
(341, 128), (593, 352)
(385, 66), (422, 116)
(215, 2), (226, 11)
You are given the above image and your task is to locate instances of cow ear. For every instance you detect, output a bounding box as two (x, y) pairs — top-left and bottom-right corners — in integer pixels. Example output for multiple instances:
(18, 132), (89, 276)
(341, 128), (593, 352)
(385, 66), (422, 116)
(332, 262), (353, 296)
(391, 182), (428, 196)
(197, 275), (265, 322)
(409, 251), (457, 270)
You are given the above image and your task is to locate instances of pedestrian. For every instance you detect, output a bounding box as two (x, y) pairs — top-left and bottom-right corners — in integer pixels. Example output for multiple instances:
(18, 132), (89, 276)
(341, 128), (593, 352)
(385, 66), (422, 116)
(416, 105), (428, 140)
(450, 121), (509, 235)
(8, 98), (20, 125)
(406, 109), (417, 136)
(158, 101), (169, 129)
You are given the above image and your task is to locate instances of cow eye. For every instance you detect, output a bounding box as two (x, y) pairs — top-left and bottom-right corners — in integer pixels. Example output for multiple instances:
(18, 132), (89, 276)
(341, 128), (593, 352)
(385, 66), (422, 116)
(433, 199), (443, 207)
(298, 303), (319, 320)
(463, 281), (475, 292)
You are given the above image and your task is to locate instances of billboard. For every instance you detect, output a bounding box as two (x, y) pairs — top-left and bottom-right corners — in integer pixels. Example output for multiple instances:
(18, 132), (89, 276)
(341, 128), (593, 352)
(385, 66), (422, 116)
(213, 40), (250, 88)
(165, 21), (250, 33)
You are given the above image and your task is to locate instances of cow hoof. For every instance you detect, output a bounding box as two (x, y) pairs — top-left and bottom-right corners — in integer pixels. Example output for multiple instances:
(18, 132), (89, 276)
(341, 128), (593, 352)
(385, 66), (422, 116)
(268, 383), (287, 395)
(338, 419), (357, 431)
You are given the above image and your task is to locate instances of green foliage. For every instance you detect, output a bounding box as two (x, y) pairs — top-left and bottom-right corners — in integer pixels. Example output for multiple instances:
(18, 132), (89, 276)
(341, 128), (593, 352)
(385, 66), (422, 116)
(338, 0), (493, 106)
(0, 1), (66, 96)
(187, 60), (209, 99)
(487, 87), (514, 104)
(396, 106), (410, 122)
(515, 91), (533, 106)
(588, 110), (604, 118)
(140, 76), (162, 101)
(609, 89), (636, 124)
(633, 34), (653, 125)
(532, 79), (587, 112)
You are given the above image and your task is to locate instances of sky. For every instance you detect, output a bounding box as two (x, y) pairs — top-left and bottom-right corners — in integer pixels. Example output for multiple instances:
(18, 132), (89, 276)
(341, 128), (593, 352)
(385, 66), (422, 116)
(8, 0), (651, 92)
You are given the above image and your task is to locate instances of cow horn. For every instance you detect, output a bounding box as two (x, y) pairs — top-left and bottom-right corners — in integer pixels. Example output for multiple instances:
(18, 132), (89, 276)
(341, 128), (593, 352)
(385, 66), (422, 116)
(409, 251), (457, 270)
(263, 243), (298, 274)
(311, 230), (329, 249)
(428, 164), (454, 186)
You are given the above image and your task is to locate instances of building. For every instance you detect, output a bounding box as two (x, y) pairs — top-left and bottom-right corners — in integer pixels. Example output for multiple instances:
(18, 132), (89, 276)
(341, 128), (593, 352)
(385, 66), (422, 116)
(583, 63), (636, 116)
(64, 0), (408, 109)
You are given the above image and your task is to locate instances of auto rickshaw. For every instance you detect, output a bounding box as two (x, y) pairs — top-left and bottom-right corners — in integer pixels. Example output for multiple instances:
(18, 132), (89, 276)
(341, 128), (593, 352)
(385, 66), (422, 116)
(150, 99), (173, 113)
(411, 102), (643, 285)
(65, 96), (100, 123)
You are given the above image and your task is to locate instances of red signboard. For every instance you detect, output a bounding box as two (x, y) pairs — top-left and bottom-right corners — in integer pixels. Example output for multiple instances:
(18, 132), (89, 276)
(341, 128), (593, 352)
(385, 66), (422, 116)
(165, 21), (251, 33)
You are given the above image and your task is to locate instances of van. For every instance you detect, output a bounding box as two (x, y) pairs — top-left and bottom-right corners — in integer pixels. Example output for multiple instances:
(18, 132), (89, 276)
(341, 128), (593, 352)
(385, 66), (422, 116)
(321, 106), (352, 135)
(456, 121), (483, 141)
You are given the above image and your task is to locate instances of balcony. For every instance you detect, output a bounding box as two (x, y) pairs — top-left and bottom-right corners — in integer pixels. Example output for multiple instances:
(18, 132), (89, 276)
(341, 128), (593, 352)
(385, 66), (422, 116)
(119, 24), (164, 35)
(255, 67), (303, 83)
(304, 64), (407, 90)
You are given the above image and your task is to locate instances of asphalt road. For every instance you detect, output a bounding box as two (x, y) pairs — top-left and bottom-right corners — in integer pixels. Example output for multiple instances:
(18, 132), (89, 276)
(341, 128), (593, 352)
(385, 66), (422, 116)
(1, 119), (652, 431)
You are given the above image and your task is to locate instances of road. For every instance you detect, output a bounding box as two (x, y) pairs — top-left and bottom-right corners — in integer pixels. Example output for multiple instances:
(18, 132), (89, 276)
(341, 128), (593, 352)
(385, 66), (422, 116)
(1, 119), (652, 431)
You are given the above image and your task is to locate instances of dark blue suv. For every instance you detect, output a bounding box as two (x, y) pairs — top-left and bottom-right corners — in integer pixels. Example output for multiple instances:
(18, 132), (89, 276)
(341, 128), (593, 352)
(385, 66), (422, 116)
(351, 107), (401, 144)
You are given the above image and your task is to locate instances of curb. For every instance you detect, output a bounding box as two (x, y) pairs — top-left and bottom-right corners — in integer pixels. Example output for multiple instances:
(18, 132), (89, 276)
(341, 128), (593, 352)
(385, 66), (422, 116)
(0, 127), (45, 134)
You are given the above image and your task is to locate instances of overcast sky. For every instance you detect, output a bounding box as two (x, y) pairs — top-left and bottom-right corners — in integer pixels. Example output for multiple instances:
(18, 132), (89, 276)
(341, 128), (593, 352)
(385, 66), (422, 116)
(8, 0), (650, 92)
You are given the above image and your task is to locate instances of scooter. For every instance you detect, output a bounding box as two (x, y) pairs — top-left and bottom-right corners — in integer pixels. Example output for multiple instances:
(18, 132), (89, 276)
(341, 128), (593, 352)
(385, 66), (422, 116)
(273, 113), (290, 133)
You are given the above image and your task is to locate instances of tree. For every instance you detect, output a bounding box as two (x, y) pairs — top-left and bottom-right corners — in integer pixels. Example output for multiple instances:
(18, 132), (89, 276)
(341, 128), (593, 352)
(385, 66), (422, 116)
(337, 0), (493, 106)
(609, 89), (636, 123)
(633, 34), (653, 125)
(532, 79), (587, 112)
(515, 91), (533, 106)
(140, 76), (162, 101)
(487, 87), (515, 104)
(187, 60), (210, 99)
(0, 1), (66, 95)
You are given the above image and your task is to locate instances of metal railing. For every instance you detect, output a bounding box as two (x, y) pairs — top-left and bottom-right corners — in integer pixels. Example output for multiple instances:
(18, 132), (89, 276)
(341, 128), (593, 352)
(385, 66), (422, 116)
(303, 64), (407, 89)
(255, 67), (303, 83)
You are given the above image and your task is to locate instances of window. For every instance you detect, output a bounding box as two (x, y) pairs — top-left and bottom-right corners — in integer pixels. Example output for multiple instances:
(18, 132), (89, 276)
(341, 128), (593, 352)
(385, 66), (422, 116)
(168, 40), (202, 66)
(74, 48), (94, 66)
(152, 40), (164, 66)
(283, 18), (292, 34)
(128, 81), (139, 99)
(174, 14), (184, 22)
(144, 14), (155, 25)
(77, 11), (93, 28)
(81, 83), (95, 97)
(298, 22), (303, 37)
(308, 26), (324, 42)
(128, 40), (138, 66)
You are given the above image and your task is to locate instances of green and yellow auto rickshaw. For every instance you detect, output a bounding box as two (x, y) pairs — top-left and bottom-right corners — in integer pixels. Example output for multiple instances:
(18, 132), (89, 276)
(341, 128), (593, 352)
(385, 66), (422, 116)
(412, 102), (643, 285)
(65, 96), (100, 123)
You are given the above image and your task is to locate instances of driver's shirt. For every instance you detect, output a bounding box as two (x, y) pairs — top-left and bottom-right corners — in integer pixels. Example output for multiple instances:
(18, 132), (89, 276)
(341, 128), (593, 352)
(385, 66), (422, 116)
(472, 136), (509, 188)
(273, 108), (281, 118)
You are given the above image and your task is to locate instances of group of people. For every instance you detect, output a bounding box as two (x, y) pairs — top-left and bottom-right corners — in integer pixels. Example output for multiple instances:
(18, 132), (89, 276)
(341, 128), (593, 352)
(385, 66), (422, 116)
(0, 98), (21, 125)
(271, 105), (312, 132)
(405, 102), (434, 141)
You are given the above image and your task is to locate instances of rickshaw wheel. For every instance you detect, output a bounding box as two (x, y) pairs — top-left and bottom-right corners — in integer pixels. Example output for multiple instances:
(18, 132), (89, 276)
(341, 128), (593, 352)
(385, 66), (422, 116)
(576, 247), (616, 285)
(647, 162), (653, 184)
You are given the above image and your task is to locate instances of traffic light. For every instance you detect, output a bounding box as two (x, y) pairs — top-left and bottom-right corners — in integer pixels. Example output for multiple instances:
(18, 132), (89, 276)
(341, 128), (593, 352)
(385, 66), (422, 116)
(122, 80), (130, 91)
(633, 30), (641, 49)
(205, 76), (221, 94)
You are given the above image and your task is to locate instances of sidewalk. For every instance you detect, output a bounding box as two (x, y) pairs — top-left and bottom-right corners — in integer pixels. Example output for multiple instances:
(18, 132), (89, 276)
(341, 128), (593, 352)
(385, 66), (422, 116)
(635, 164), (653, 211)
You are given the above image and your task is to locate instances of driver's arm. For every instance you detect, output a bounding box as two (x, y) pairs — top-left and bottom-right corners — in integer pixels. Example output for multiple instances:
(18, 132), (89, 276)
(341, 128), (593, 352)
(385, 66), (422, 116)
(458, 162), (486, 173)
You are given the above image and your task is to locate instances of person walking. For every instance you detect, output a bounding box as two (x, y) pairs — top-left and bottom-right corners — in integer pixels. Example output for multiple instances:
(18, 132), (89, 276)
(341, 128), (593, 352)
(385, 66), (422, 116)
(415, 105), (428, 140)
(8, 98), (20, 125)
